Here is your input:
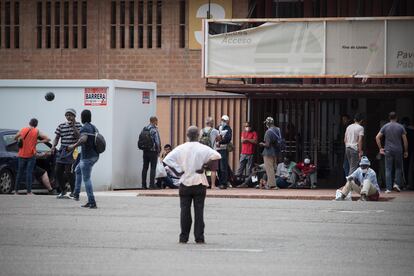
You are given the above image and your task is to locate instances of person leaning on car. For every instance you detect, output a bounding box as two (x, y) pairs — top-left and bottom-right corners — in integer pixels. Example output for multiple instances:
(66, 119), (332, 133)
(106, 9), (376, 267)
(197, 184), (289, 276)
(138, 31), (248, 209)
(14, 118), (50, 195)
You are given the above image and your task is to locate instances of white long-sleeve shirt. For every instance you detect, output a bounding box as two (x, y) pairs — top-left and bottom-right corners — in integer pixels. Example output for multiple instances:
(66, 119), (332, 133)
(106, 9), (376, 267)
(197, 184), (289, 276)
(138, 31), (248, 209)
(163, 141), (221, 187)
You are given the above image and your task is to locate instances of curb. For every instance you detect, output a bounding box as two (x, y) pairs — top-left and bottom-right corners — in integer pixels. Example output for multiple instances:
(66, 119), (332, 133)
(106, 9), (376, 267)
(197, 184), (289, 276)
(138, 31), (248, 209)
(136, 192), (395, 201)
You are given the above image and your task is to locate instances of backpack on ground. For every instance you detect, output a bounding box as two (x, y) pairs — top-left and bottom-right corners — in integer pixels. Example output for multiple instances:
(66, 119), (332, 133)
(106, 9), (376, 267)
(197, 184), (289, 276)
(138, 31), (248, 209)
(199, 128), (213, 147)
(90, 126), (106, 154)
(138, 127), (154, 150)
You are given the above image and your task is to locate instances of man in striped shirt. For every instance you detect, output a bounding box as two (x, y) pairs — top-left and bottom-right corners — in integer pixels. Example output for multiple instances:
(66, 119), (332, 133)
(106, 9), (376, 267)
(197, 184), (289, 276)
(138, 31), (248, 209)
(51, 108), (82, 198)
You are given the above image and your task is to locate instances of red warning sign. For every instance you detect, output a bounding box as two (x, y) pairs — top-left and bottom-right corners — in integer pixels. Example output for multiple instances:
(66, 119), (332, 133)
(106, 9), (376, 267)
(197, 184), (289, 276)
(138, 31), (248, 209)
(84, 88), (108, 106)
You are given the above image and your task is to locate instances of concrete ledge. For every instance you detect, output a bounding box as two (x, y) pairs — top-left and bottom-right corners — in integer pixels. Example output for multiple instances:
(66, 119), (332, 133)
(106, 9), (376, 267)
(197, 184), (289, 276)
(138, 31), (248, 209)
(133, 189), (408, 201)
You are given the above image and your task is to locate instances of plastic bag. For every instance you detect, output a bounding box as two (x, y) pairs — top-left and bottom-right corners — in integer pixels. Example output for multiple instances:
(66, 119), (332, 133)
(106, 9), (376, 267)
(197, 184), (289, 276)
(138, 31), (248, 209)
(156, 158), (167, 178)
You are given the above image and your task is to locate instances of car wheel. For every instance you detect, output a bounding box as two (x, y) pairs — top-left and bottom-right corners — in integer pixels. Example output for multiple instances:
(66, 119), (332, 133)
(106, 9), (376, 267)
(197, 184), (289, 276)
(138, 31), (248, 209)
(0, 169), (14, 194)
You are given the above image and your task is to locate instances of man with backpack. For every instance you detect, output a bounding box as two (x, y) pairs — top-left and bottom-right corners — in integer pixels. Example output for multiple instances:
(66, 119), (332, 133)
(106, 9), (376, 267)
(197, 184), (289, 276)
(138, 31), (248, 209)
(200, 117), (220, 189)
(138, 116), (161, 189)
(68, 110), (102, 208)
(259, 117), (282, 189)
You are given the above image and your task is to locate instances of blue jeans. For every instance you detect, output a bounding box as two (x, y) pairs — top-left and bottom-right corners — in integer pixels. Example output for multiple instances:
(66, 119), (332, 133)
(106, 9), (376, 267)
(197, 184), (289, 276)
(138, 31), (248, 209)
(276, 177), (290, 188)
(74, 157), (98, 204)
(218, 150), (229, 186)
(385, 151), (403, 191)
(15, 157), (36, 193)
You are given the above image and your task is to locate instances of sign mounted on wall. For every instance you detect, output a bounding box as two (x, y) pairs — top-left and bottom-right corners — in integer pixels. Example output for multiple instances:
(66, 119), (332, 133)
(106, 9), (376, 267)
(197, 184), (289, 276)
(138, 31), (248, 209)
(203, 17), (414, 78)
(189, 0), (232, 50)
(84, 88), (107, 106)
(142, 91), (150, 104)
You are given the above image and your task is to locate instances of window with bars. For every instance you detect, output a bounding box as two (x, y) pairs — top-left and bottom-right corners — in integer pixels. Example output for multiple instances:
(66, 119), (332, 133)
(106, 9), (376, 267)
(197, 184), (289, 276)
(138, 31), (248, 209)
(36, 0), (87, 49)
(110, 0), (162, 49)
(0, 0), (20, 49)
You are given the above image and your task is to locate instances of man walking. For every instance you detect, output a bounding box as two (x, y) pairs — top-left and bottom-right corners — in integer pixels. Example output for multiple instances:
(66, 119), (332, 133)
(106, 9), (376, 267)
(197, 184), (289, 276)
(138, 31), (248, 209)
(259, 117), (282, 189)
(200, 117), (220, 189)
(376, 112), (408, 193)
(216, 115), (232, 189)
(235, 122), (258, 177)
(344, 113), (364, 175)
(68, 110), (100, 208)
(141, 116), (161, 189)
(14, 118), (50, 194)
(51, 108), (82, 198)
(163, 126), (221, 244)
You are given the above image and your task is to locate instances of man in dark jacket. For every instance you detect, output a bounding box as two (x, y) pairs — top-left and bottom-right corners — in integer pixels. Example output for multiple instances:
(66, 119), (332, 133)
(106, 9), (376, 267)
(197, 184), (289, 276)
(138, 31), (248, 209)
(216, 115), (232, 189)
(141, 116), (161, 189)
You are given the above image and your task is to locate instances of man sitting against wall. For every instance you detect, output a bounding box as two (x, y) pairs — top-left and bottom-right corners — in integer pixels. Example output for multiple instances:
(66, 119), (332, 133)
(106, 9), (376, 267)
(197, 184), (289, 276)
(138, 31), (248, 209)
(289, 155), (317, 189)
(275, 156), (296, 188)
(335, 156), (380, 201)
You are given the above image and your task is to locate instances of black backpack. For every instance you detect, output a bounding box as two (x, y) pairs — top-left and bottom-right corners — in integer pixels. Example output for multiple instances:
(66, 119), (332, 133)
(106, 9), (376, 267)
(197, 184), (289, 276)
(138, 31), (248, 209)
(138, 127), (154, 150)
(87, 126), (106, 154)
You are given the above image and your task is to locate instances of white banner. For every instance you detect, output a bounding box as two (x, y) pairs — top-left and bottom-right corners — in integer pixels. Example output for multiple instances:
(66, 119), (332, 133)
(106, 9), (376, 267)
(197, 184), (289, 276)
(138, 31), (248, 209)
(204, 18), (414, 78)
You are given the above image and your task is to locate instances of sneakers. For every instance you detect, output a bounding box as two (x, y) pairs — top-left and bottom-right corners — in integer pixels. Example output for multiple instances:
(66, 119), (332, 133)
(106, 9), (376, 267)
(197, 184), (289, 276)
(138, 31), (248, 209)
(385, 190), (392, 194)
(69, 192), (75, 198)
(393, 185), (401, 192)
(81, 202), (97, 209)
(56, 193), (70, 199)
(73, 195), (80, 201)
(48, 189), (58, 195)
(359, 194), (367, 201)
(218, 185), (227, 190)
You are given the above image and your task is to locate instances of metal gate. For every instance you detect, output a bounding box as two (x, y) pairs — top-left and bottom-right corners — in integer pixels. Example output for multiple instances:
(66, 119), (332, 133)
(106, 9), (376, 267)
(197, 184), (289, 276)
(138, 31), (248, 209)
(251, 97), (346, 187)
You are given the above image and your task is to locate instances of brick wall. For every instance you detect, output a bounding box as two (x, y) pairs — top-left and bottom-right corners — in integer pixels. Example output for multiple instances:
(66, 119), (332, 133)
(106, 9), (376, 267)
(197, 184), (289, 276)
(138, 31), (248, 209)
(0, 0), (248, 93)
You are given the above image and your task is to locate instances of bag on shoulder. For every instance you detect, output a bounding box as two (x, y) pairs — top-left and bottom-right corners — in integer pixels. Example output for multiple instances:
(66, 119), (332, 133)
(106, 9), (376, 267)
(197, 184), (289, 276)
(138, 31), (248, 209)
(17, 128), (35, 149)
(88, 126), (106, 154)
(199, 128), (213, 147)
(138, 127), (154, 150)
(269, 127), (286, 152)
(226, 142), (234, 152)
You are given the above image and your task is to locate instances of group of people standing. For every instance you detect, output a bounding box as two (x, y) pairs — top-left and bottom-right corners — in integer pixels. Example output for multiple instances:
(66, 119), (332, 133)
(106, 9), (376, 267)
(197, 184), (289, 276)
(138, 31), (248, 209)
(14, 108), (101, 208)
(337, 111), (411, 201)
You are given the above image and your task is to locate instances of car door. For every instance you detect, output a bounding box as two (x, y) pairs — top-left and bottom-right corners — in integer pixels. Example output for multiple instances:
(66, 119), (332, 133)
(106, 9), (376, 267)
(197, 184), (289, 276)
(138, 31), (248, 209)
(0, 131), (19, 176)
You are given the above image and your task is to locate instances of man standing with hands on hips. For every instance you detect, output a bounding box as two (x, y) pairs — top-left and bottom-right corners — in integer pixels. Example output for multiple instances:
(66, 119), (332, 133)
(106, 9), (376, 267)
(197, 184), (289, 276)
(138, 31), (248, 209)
(163, 126), (221, 244)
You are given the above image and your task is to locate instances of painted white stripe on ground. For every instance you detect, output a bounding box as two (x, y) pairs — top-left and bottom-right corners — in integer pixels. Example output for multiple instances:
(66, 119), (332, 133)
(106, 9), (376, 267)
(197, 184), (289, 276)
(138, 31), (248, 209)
(197, 248), (264, 253)
(338, 210), (385, 214)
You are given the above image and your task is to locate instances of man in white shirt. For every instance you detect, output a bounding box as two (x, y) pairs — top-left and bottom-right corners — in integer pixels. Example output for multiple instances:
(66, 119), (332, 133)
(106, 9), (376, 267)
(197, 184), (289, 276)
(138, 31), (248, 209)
(344, 113), (364, 175)
(163, 126), (221, 244)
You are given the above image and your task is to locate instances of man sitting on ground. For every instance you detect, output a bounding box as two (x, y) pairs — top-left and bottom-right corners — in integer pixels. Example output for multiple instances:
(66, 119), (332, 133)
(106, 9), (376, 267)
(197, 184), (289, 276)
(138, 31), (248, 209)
(336, 156), (380, 201)
(237, 164), (266, 188)
(290, 155), (317, 189)
(276, 156), (296, 188)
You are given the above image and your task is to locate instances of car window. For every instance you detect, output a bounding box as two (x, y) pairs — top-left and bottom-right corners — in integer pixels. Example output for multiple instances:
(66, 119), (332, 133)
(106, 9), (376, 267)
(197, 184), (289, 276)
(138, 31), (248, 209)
(2, 134), (18, 152)
(36, 143), (51, 152)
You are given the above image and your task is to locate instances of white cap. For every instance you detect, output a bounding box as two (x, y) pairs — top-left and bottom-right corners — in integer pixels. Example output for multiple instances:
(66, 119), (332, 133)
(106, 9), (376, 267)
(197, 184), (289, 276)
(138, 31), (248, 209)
(221, 115), (230, 121)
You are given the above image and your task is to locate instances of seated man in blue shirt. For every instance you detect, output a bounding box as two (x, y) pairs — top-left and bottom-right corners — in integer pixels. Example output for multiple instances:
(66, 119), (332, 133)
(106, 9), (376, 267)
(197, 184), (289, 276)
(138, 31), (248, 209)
(336, 156), (380, 201)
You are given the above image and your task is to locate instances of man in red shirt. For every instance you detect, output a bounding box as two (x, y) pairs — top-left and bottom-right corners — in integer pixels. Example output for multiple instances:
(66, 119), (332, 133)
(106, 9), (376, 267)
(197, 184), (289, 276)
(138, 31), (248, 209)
(291, 155), (317, 189)
(14, 118), (50, 195)
(235, 122), (258, 177)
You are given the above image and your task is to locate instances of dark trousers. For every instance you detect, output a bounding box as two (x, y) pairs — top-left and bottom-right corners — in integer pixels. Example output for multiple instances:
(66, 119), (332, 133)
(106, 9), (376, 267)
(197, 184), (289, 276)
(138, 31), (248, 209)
(56, 162), (75, 194)
(14, 157), (36, 193)
(179, 184), (206, 243)
(142, 150), (158, 188)
(218, 150), (229, 186)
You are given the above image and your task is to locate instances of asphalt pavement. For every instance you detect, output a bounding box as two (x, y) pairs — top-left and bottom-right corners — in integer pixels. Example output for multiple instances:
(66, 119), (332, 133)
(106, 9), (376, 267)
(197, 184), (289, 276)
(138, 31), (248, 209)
(1, 194), (413, 276)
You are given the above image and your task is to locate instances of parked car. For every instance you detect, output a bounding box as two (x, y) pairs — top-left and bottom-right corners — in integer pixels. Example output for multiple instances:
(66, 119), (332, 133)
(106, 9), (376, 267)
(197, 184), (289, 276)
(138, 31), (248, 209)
(0, 129), (56, 194)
